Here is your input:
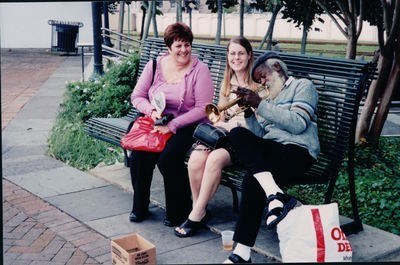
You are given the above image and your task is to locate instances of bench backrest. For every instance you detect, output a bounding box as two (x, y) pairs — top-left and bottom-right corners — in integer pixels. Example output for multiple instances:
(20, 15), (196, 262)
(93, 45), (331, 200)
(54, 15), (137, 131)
(138, 38), (375, 187)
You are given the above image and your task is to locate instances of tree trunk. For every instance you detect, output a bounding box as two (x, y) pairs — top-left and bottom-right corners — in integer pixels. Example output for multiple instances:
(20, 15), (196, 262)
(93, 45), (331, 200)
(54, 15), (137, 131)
(176, 0), (182, 22)
(239, 0), (244, 37)
(141, 1), (152, 41)
(301, 26), (308, 54)
(215, 0), (222, 45)
(189, 7), (192, 28)
(368, 57), (400, 143)
(259, 5), (280, 50)
(102, 2), (113, 47)
(139, 4), (146, 41)
(346, 35), (357, 59)
(118, 1), (125, 50)
(152, 0), (158, 37)
(355, 53), (393, 143)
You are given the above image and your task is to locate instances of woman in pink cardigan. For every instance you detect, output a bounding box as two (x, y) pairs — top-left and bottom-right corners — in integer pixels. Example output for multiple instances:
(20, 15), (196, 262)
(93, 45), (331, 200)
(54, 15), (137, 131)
(129, 22), (214, 227)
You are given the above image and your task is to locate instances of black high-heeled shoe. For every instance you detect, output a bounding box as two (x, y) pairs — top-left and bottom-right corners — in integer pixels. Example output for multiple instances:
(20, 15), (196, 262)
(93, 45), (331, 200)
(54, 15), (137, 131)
(174, 211), (211, 237)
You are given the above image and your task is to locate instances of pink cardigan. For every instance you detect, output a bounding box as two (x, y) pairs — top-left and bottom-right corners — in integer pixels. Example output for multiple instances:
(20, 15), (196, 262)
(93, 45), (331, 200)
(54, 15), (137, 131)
(131, 53), (214, 133)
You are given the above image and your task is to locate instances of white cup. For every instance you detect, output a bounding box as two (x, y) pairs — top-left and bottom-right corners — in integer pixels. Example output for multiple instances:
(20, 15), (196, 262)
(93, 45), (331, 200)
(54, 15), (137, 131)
(221, 230), (234, 251)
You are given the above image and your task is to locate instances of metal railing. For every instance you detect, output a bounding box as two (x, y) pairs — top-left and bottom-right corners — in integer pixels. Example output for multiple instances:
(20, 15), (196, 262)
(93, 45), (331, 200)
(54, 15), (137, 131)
(101, 28), (142, 53)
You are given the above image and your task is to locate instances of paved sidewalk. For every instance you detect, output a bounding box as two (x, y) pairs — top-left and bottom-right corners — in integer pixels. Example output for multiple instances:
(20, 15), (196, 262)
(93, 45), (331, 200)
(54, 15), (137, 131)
(1, 49), (66, 130)
(2, 49), (400, 264)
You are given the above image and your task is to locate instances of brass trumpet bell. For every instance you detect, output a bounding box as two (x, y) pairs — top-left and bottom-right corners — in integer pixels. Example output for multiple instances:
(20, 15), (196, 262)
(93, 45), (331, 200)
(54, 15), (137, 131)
(205, 97), (243, 123)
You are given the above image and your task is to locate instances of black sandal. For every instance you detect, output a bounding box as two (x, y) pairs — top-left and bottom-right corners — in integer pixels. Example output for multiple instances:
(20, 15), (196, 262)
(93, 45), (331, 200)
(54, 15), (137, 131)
(174, 219), (204, 237)
(265, 192), (297, 230)
(174, 211), (211, 238)
(227, 254), (252, 263)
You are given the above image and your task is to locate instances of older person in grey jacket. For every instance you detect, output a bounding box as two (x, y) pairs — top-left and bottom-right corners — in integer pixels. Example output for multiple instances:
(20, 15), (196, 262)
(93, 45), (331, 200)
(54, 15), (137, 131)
(223, 52), (320, 264)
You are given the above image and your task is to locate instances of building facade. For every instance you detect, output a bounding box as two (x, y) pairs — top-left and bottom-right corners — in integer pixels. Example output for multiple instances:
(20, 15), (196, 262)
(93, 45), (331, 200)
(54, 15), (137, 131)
(1, 1), (378, 49)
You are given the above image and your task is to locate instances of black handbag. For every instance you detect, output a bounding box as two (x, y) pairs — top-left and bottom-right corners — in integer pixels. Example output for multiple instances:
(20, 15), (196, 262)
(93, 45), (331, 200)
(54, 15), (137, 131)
(193, 123), (229, 150)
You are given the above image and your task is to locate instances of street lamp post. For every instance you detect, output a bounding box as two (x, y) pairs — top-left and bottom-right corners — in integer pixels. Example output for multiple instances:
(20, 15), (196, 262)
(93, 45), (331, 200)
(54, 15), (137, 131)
(92, 2), (103, 77)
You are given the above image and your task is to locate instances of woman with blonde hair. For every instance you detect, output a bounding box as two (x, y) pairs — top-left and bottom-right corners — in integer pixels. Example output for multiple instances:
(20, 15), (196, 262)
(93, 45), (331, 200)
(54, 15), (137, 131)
(175, 36), (259, 237)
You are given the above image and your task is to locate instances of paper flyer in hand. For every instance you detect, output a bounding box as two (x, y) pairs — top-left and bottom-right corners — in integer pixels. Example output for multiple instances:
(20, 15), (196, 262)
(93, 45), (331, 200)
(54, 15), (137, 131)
(151, 92), (166, 115)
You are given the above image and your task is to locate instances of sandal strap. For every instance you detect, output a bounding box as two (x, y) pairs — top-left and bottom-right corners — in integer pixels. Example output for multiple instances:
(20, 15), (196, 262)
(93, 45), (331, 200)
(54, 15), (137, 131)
(179, 219), (203, 230)
(265, 195), (297, 230)
(266, 192), (289, 207)
(228, 254), (252, 263)
(175, 218), (204, 237)
(265, 207), (283, 219)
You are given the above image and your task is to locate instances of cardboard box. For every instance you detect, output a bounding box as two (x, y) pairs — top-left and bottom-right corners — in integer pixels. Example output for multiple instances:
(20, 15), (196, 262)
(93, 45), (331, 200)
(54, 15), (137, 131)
(111, 233), (156, 265)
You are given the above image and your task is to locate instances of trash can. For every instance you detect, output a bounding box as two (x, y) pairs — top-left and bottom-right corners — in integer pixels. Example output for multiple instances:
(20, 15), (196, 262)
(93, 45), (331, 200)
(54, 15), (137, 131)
(48, 20), (83, 54)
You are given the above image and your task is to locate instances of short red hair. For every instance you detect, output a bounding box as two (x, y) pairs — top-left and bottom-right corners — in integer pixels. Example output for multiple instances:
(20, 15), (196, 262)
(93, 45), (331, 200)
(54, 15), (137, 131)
(164, 22), (193, 48)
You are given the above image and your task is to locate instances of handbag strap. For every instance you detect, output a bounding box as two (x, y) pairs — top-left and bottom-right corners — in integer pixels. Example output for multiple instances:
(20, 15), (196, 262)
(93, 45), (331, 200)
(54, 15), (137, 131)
(151, 58), (156, 85)
(126, 59), (157, 133)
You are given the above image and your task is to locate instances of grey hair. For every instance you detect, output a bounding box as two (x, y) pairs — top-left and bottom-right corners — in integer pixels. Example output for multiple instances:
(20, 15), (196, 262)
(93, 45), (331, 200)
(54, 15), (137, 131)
(265, 58), (289, 79)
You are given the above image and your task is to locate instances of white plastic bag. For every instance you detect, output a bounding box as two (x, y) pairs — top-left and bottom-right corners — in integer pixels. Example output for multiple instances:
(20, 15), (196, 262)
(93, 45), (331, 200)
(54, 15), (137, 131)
(277, 203), (352, 262)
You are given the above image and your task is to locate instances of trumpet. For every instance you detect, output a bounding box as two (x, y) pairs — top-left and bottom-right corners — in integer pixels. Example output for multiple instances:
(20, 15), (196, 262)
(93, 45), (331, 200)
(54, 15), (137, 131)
(205, 97), (244, 123)
(205, 86), (269, 123)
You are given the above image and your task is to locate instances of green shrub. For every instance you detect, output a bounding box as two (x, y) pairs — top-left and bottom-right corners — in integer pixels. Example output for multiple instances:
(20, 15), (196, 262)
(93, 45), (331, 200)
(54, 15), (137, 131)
(59, 53), (139, 122)
(287, 136), (400, 235)
(60, 81), (102, 122)
(48, 53), (140, 170)
(48, 117), (123, 170)
(86, 54), (139, 119)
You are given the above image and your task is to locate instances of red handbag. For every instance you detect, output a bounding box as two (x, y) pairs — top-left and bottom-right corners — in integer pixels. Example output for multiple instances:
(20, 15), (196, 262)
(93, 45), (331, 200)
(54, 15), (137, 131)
(121, 116), (173, 152)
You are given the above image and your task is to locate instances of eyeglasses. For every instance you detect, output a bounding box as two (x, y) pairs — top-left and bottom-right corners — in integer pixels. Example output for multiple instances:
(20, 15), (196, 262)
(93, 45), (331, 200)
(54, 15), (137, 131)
(228, 51), (247, 57)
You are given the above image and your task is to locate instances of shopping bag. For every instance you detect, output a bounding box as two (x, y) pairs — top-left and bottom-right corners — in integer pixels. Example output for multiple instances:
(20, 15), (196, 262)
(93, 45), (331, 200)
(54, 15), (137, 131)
(277, 203), (352, 262)
(121, 116), (172, 153)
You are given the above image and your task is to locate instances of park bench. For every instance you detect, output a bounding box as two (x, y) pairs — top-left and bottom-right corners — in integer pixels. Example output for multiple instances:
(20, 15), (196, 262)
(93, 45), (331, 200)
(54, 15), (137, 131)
(84, 37), (376, 235)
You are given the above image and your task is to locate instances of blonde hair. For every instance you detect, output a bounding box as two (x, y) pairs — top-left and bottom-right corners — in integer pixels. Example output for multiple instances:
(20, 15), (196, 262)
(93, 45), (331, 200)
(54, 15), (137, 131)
(221, 36), (258, 97)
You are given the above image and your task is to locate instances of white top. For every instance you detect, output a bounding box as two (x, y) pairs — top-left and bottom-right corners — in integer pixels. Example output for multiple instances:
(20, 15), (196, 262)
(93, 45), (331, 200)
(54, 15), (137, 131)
(215, 75), (247, 131)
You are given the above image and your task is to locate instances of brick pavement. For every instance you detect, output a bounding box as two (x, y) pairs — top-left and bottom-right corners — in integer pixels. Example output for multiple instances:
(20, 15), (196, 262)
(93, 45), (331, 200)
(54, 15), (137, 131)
(3, 179), (111, 264)
(1, 49), (66, 130)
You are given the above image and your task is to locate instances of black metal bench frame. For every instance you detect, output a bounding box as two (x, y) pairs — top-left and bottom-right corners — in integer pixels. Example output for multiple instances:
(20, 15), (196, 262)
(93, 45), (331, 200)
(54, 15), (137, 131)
(84, 37), (376, 235)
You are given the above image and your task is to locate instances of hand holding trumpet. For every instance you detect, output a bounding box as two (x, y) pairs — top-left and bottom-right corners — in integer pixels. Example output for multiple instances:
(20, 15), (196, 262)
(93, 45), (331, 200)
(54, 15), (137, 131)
(233, 87), (262, 109)
(205, 86), (269, 123)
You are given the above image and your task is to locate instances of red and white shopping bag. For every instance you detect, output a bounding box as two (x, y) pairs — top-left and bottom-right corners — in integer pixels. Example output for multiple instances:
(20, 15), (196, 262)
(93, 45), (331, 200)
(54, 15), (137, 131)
(277, 203), (352, 262)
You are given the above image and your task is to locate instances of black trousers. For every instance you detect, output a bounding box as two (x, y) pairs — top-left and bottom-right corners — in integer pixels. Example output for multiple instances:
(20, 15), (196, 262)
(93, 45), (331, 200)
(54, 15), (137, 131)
(130, 123), (197, 224)
(228, 127), (315, 247)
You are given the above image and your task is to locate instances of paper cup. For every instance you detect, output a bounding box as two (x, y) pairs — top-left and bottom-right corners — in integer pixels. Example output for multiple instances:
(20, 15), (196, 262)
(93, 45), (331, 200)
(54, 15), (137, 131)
(221, 230), (234, 251)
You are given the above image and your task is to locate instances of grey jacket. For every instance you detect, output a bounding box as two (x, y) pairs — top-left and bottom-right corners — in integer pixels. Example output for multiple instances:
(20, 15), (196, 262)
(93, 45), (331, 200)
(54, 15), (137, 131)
(245, 77), (320, 159)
